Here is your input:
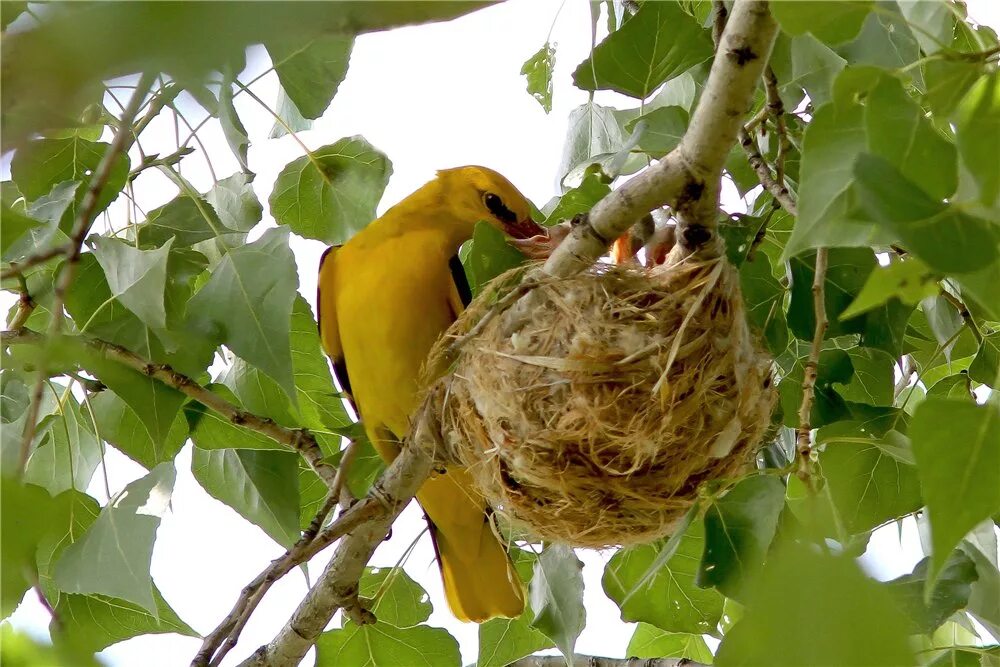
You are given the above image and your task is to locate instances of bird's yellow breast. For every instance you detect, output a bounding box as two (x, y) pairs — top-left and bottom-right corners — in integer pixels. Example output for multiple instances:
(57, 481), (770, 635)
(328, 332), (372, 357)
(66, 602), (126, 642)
(333, 226), (457, 439)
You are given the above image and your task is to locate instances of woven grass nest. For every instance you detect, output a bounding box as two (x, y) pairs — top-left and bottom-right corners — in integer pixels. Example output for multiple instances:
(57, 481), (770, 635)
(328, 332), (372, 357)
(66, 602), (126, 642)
(429, 242), (777, 548)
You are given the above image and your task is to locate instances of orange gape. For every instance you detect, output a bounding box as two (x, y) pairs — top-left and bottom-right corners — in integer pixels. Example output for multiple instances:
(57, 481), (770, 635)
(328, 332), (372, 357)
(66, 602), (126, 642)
(316, 167), (547, 622)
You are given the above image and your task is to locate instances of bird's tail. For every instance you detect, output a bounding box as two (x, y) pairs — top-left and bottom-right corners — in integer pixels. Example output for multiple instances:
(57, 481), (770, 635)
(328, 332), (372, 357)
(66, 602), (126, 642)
(418, 472), (525, 622)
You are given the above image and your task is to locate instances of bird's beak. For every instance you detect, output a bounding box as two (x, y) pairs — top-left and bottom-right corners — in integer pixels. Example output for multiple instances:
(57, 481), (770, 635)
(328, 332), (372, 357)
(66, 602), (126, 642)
(501, 218), (546, 240)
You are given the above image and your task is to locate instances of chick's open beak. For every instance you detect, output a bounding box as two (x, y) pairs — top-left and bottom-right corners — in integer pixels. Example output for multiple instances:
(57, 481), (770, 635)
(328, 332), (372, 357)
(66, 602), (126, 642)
(502, 218), (547, 240)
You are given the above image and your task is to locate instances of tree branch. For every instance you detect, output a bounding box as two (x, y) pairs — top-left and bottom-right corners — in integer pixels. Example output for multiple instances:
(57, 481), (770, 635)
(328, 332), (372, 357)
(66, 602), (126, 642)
(238, 393), (441, 667)
(16, 72), (155, 479)
(537, 0), (778, 279)
(2, 328), (340, 489)
(796, 247), (828, 491)
(510, 655), (709, 667)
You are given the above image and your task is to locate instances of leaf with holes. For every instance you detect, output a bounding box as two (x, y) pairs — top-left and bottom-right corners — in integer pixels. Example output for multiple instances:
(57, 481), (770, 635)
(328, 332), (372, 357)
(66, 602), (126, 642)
(54, 463), (175, 614)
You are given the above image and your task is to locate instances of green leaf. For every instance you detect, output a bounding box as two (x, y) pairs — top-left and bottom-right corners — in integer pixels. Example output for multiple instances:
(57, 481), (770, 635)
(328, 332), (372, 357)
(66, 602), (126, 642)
(3, 3), (491, 150)
(9, 137), (129, 231)
(91, 236), (172, 330)
(924, 294), (964, 363)
(956, 72), (1000, 206)
(698, 476), (784, 600)
(837, 347), (895, 406)
(35, 489), (101, 606)
(957, 260), (1000, 322)
(529, 544), (585, 664)
(782, 99), (892, 259)
(836, 6), (921, 75)
(461, 221), (528, 297)
(841, 258), (940, 319)
(219, 69), (250, 172)
(626, 623), (714, 663)
(80, 347), (186, 452)
(924, 59), (983, 118)
(969, 332), (1000, 388)
(960, 534), (1000, 640)
(24, 393), (102, 496)
(288, 296), (352, 431)
(927, 374), (974, 400)
(770, 1), (872, 46)
(852, 153), (999, 274)
(626, 105), (689, 158)
(820, 440), (922, 536)
(604, 520), (723, 636)
(865, 73), (957, 201)
(54, 463), (175, 614)
(266, 34), (354, 119)
(269, 136), (392, 245)
(1, 621), (100, 667)
(911, 399), (1000, 586)
(89, 390), (188, 469)
(478, 607), (553, 667)
(2, 181), (75, 266)
(573, 1), (712, 99)
(899, 0), (954, 54)
(54, 588), (197, 654)
(134, 195), (227, 248)
(787, 248), (913, 356)
(184, 384), (283, 451)
(738, 253), (788, 357)
(557, 101), (638, 185)
(359, 566), (432, 628)
(205, 172), (263, 233)
(1, 480), (59, 617)
(521, 43), (555, 114)
(0, 2), (26, 29)
(715, 543), (914, 666)
(786, 34), (847, 108)
(885, 551), (978, 635)
(191, 446), (300, 549)
(543, 171), (611, 226)
(189, 227), (299, 402)
(269, 87), (314, 139)
(0, 188), (41, 260)
(778, 349), (854, 429)
(315, 622), (461, 667)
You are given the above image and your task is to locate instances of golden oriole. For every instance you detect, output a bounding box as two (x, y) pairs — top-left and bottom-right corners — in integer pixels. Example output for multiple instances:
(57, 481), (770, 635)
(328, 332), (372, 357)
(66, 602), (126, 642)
(317, 166), (547, 622)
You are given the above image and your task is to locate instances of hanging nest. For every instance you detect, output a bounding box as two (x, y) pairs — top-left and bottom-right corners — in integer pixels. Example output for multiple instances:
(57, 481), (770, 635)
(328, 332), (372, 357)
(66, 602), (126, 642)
(426, 242), (777, 548)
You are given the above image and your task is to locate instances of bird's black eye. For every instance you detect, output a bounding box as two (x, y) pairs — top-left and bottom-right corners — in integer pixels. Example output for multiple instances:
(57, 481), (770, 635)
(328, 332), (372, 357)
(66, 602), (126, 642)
(483, 192), (516, 223)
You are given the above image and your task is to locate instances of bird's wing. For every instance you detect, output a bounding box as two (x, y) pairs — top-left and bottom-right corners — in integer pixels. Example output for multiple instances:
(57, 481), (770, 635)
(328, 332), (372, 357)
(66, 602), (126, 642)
(447, 254), (472, 317)
(317, 245), (354, 407)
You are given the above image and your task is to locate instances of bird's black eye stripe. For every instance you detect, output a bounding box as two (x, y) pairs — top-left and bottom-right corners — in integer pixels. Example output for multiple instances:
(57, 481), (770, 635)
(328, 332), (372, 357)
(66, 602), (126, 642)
(483, 192), (516, 224)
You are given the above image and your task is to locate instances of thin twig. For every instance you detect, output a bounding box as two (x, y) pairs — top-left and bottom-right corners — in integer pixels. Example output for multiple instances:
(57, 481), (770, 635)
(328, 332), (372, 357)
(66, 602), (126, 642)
(738, 126), (799, 217)
(7, 273), (36, 330)
(16, 73), (156, 479)
(511, 656), (707, 667)
(1, 245), (69, 281)
(3, 328), (340, 488)
(763, 66), (790, 189)
(796, 248), (828, 491)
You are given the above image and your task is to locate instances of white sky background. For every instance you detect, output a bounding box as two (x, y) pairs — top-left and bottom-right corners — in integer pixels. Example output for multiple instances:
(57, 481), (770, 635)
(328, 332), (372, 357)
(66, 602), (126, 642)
(4, 1), (1000, 665)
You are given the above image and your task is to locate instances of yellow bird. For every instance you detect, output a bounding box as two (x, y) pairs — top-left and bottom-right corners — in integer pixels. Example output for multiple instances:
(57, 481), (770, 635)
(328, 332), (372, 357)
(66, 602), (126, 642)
(317, 166), (547, 622)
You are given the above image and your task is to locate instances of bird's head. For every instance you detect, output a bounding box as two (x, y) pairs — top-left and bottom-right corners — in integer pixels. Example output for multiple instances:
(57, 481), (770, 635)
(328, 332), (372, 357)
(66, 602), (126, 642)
(436, 166), (545, 240)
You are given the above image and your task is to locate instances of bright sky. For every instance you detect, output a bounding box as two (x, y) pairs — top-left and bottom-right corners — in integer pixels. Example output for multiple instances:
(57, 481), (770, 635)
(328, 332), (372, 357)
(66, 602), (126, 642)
(5, 1), (1000, 665)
